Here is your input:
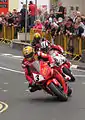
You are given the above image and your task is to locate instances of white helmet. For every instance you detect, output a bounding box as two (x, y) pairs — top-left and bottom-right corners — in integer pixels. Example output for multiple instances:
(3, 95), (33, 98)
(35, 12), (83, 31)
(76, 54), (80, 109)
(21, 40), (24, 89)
(40, 41), (49, 52)
(41, 41), (49, 49)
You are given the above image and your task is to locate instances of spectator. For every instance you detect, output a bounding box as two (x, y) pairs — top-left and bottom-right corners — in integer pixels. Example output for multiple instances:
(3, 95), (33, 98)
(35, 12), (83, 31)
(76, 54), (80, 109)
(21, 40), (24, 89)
(81, 18), (85, 37)
(73, 17), (84, 37)
(57, 17), (64, 35)
(33, 19), (43, 30)
(64, 18), (74, 36)
(20, 4), (26, 30)
(29, 1), (37, 27)
(0, 17), (2, 32)
(56, 2), (65, 19)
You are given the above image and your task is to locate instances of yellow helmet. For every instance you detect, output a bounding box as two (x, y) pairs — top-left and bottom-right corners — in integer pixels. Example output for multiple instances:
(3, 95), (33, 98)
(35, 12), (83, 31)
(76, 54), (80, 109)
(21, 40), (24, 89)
(22, 46), (34, 59)
(34, 32), (41, 39)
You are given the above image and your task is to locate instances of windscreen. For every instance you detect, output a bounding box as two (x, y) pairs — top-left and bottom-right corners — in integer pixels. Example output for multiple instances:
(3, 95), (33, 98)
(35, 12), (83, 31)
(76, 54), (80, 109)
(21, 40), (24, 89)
(31, 60), (40, 73)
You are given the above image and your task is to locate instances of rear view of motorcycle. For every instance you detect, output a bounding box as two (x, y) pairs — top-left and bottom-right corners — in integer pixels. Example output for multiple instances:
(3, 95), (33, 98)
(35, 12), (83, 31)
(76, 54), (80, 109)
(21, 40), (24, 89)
(29, 60), (72, 101)
(49, 50), (75, 82)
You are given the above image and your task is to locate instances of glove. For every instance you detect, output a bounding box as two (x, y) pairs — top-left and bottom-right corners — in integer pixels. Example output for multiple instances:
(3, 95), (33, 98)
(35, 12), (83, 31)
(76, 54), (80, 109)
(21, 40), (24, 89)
(50, 63), (55, 67)
(22, 63), (26, 68)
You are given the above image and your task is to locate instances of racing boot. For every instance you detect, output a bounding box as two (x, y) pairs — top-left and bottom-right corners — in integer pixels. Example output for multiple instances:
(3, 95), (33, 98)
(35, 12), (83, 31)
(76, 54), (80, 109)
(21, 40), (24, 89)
(67, 86), (72, 96)
(28, 83), (41, 92)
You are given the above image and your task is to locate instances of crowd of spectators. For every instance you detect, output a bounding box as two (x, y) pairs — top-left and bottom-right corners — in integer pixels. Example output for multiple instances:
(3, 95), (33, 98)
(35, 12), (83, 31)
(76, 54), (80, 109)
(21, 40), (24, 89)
(0, 1), (85, 40)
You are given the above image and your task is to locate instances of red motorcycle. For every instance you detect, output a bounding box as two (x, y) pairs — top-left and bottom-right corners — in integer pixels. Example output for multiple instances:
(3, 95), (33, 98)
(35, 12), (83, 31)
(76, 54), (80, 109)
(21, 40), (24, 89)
(27, 60), (71, 101)
(49, 50), (75, 82)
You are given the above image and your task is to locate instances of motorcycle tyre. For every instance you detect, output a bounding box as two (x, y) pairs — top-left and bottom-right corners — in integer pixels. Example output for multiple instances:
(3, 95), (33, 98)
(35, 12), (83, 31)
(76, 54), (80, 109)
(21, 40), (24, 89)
(48, 82), (68, 101)
(63, 67), (75, 82)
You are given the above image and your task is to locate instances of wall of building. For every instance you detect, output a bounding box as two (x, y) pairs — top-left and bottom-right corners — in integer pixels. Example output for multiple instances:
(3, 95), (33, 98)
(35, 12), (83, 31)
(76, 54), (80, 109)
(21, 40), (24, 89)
(18, 0), (50, 12)
(61, 0), (84, 14)
(9, 0), (18, 12)
(8, 0), (85, 14)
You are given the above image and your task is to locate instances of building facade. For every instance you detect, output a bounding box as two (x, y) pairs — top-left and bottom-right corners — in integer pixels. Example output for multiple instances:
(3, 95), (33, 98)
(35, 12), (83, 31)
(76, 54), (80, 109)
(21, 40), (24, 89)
(61, 0), (85, 14)
(0, 0), (85, 14)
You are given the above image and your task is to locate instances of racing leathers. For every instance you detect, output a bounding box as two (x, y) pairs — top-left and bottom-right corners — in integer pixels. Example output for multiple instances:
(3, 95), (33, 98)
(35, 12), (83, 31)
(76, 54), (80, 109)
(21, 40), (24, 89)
(22, 51), (66, 92)
(22, 51), (54, 92)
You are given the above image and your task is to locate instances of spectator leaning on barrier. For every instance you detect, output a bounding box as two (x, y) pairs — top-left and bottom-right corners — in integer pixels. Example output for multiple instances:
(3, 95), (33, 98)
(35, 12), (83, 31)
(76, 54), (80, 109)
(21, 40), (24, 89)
(57, 17), (64, 35)
(64, 18), (74, 54)
(73, 16), (84, 37)
(64, 18), (74, 36)
(0, 17), (2, 32)
(81, 18), (85, 37)
(33, 19), (43, 30)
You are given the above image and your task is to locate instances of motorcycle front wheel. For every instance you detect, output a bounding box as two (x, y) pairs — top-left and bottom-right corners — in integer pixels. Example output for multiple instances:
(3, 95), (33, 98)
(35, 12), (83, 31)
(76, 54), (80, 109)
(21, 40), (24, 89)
(48, 82), (68, 101)
(62, 67), (75, 82)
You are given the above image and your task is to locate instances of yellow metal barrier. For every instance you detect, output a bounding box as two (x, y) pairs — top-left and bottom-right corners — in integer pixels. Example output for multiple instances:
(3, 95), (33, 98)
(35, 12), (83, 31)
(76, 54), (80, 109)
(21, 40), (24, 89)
(29, 29), (83, 58)
(1, 25), (15, 43)
(0, 26), (84, 59)
(82, 37), (85, 50)
(0, 25), (4, 40)
(54, 34), (82, 60)
(54, 34), (64, 49)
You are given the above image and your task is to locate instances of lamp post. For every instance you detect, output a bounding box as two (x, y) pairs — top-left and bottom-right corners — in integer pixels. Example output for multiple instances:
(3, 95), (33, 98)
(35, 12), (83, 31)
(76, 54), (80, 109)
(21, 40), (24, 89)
(25, 0), (28, 42)
(35, 0), (37, 20)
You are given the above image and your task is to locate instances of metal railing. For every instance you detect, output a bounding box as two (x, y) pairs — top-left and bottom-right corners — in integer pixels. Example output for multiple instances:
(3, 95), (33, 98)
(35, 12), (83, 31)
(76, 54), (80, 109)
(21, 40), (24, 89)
(0, 26), (85, 60)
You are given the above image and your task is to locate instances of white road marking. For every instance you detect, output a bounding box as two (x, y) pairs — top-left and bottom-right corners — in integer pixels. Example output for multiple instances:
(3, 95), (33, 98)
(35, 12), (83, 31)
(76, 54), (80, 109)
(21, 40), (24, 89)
(1, 53), (12, 56)
(74, 75), (85, 77)
(82, 82), (85, 85)
(72, 68), (85, 73)
(0, 53), (23, 60)
(2, 90), (8, 92)
(0, 101), (8, 113)
(4, 82), (8, 85)
(0, 66), (24, 74)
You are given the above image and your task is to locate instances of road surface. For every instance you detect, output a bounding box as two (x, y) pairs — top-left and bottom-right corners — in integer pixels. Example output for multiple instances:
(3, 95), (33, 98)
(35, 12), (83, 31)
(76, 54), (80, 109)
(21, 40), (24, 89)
(0, 44), (85, 120)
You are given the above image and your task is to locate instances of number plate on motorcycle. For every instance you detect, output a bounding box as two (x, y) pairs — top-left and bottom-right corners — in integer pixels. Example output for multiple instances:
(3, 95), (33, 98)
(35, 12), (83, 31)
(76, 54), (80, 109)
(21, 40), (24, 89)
(33, 73), (45, 82)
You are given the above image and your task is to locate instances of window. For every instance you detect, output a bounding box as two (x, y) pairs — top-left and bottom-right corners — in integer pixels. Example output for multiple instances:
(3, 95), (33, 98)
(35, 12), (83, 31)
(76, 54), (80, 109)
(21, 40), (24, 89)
(0, 4), (8, 8)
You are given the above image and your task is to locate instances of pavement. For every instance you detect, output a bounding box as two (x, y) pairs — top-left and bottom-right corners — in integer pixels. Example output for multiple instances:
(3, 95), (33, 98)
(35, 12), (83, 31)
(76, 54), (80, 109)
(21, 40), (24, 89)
(0, 44), (85, 120)
(71, 60), (85, 70)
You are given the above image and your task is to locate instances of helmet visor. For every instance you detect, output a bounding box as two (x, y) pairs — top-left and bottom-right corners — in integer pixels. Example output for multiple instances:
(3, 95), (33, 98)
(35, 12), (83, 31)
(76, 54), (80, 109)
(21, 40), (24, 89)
(25, 52), (34, 58)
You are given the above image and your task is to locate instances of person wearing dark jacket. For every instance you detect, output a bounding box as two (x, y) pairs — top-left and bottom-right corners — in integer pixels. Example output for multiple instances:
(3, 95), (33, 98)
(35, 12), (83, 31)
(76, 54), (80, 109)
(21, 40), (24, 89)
(20, 4), (26, 29)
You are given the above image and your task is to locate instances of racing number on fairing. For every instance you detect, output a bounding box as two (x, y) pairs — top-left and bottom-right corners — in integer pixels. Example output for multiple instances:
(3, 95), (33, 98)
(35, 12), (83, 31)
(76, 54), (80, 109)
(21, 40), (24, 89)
(33, 73), (44, 82)
(36, 74), (39, 81)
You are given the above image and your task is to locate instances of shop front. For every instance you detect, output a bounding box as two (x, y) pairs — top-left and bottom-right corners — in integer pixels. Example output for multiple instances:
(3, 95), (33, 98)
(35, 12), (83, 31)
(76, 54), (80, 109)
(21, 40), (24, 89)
(0, 0), (8, 14)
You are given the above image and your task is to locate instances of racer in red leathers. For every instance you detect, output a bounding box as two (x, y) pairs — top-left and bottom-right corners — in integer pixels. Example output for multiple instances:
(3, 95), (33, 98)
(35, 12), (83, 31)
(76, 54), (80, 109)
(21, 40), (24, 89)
(31, 32), (41, 51)
(31, 32), (64, 55)
(22, 45), (69, 93)
(22, 45), (55, 92)
(40, 41), (73, 81)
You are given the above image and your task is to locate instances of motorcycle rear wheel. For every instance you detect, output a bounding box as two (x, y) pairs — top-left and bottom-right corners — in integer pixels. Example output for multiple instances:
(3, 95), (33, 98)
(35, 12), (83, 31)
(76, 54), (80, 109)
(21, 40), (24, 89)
(48, 82), (68, 101)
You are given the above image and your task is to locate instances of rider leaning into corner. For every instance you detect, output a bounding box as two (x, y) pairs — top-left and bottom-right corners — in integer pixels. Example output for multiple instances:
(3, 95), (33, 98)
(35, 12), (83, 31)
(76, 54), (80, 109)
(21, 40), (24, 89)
(31, 33), (70, 71)
(31, 32), (64, 54)
(22, 45), (72, 96)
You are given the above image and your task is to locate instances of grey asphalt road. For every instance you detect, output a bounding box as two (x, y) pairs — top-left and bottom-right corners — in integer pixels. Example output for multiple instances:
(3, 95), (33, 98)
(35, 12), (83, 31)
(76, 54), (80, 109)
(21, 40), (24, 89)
(0, 45), (85, 120)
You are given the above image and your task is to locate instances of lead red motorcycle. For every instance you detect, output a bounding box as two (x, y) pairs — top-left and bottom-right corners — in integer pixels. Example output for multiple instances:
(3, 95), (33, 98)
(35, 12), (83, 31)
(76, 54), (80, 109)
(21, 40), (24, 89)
(26, 60), (71, 101)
